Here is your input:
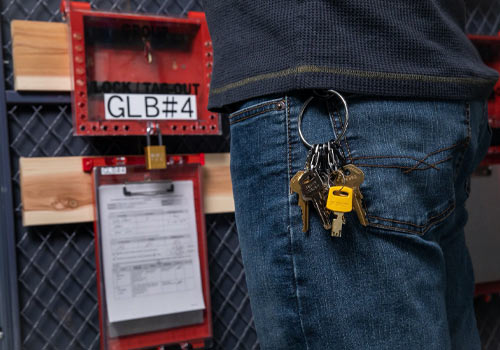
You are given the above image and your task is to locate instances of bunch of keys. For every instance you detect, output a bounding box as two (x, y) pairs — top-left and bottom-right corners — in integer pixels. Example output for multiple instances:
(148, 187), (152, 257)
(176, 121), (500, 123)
(292, 89), (368, 237)
(291, 142), (368, 237)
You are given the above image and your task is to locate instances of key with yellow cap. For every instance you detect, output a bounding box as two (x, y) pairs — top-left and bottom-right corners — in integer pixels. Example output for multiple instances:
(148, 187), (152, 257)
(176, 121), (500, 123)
(326, 186), (353, 237)
(335, 164), (368, 227)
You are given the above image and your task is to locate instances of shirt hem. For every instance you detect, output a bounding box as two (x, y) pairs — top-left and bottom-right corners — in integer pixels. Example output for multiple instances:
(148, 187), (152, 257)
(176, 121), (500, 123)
(207, 65), (498, 112)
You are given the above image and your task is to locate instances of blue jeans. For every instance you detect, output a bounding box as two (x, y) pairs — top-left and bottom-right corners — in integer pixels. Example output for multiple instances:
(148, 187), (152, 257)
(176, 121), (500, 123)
(228, 92), (491, 349)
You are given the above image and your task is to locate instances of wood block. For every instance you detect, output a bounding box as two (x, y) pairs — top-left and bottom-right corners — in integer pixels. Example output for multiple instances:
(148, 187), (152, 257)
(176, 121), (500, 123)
(20, 157), (93, 226)
(203, 153), (235, 214)
(21, 154), (233, 226)
(11, 20), (71, 91)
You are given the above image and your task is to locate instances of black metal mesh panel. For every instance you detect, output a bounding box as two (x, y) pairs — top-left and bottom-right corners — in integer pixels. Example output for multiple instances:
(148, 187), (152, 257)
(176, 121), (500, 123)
(207, 214), (258, 350)
(16, 224), (99, 350)
(465, 1), (500, 348)
(466, 0), (500, 35)
(475, 296), (500, 350)
(1, 1), (258, 349)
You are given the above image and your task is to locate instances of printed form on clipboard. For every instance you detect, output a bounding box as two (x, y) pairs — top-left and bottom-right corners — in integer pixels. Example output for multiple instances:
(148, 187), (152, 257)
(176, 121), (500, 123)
(97, 180), (205, 327)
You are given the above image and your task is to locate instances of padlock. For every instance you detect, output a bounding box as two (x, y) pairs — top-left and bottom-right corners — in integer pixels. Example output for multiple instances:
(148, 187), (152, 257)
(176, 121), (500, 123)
(144, 124), (166, 170)
(326, 186), (353, 213)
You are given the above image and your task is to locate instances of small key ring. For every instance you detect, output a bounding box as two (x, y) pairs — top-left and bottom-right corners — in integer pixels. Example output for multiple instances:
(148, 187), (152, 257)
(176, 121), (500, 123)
(298, 89), (350, 149)
(329, 169), (346, 192)
(337, 170), (346, 192)
(327, 142), (337, 171)
(310, 144), (320, 170)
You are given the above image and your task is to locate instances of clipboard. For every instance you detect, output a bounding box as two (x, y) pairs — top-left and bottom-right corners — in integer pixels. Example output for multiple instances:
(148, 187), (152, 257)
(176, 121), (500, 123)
(89, 156), (212, 349)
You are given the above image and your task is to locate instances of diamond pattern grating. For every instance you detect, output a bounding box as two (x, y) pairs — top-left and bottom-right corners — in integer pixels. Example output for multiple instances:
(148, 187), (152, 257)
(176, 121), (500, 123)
(2, 0), (500, 349)
(466, 0), (500, 35)
(1, 1), (257, 349)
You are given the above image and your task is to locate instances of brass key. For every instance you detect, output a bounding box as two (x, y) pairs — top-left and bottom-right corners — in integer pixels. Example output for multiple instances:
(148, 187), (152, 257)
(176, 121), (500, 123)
(300, 170), (331, 230)
(290, 171), (310, 233)
(336, 164), (368, 226)
(331, 212), (346, 237)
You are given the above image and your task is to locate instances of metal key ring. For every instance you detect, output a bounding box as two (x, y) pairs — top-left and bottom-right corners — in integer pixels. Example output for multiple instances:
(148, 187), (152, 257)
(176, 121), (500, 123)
(298, 89), (350, 149)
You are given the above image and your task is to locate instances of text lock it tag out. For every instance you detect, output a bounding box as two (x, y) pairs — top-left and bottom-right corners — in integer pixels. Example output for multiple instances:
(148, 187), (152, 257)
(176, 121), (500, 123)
(145, 124), (166, 170)
(326, 186), (353, 213)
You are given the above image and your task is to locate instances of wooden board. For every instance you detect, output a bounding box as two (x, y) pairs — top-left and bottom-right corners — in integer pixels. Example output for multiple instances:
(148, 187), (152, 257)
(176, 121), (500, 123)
(21, 154), (234, 226)
(202, 153), (235, 214)
(11, 20), (71, 91)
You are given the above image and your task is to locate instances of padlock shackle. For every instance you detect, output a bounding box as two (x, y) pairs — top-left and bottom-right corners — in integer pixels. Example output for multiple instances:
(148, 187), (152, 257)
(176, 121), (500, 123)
(146, 122), (162, 146)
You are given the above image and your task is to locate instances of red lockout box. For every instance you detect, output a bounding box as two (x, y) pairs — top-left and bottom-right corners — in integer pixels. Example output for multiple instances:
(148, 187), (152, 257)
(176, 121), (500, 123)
(61, 1), (220, 136)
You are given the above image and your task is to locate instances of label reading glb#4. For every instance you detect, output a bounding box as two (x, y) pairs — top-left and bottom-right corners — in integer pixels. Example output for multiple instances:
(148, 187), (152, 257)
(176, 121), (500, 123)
(104, 93), (198, 120)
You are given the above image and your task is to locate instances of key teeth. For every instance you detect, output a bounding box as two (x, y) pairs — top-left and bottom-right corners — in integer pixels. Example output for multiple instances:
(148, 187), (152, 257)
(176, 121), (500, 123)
(331, 230), (342, 238)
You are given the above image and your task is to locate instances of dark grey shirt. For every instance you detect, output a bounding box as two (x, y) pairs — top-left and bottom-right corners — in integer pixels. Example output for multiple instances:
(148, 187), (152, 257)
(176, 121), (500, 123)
(203, 1), (498, 112)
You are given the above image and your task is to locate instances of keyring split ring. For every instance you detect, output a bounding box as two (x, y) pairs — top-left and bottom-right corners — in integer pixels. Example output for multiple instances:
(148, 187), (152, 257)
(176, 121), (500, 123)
(334, 168), (346, 192)
(298, 89), (350, 149)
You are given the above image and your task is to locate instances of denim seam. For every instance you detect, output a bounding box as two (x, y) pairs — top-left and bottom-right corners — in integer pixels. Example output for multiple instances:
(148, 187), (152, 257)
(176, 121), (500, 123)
(368, 202), (456, 235)
(328, 101), (350, 162)
(229, 103), (284, 125)
(403, 156), (453, 172)
(354, 162), (446, 170)
(287, 96), (292, 180)
(286, 96), (310, 349)
(343, 129), (353, 163)
(453, 102), (471, 181)
(368, 201), (454, 228)
(351, 140), (464, 172)
(336, 101), (353, 162)
(228, 98), (283, 119)
(403, 140), (465, 173)
(352, 155), (439, 170)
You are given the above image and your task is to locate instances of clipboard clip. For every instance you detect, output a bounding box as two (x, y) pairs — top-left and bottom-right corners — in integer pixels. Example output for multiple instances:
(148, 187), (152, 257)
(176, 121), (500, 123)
(122, 181), (174, 196)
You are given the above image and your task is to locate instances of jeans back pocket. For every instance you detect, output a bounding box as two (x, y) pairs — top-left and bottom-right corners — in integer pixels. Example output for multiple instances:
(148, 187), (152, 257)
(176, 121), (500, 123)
(341, 99), (478, 235)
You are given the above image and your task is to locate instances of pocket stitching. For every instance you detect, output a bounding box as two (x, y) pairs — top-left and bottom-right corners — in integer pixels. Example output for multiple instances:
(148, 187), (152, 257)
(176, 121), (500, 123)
(354, 114), (468, 235)
(354, 156), (453, 171)
(350, 140), (464, 172)
(229, 108), (277, 125)
(286, 96), (292, 180)
(367, 201), (455, 235)
(228, 98), (285, 124)
(402, 140), (465, 174)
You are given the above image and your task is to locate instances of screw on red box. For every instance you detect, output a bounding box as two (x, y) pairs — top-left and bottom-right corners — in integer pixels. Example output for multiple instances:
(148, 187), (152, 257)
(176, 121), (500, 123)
(61, 1), (219, 136)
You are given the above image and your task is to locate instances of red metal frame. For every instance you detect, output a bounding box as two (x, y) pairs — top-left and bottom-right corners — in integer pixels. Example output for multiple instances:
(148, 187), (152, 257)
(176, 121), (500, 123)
(82, 154), (205, 173)
(481, 146), (500, 166)
(475, 281), (500, 297)
(86, 155), (212, 349)
(62, 1), (219, 136)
